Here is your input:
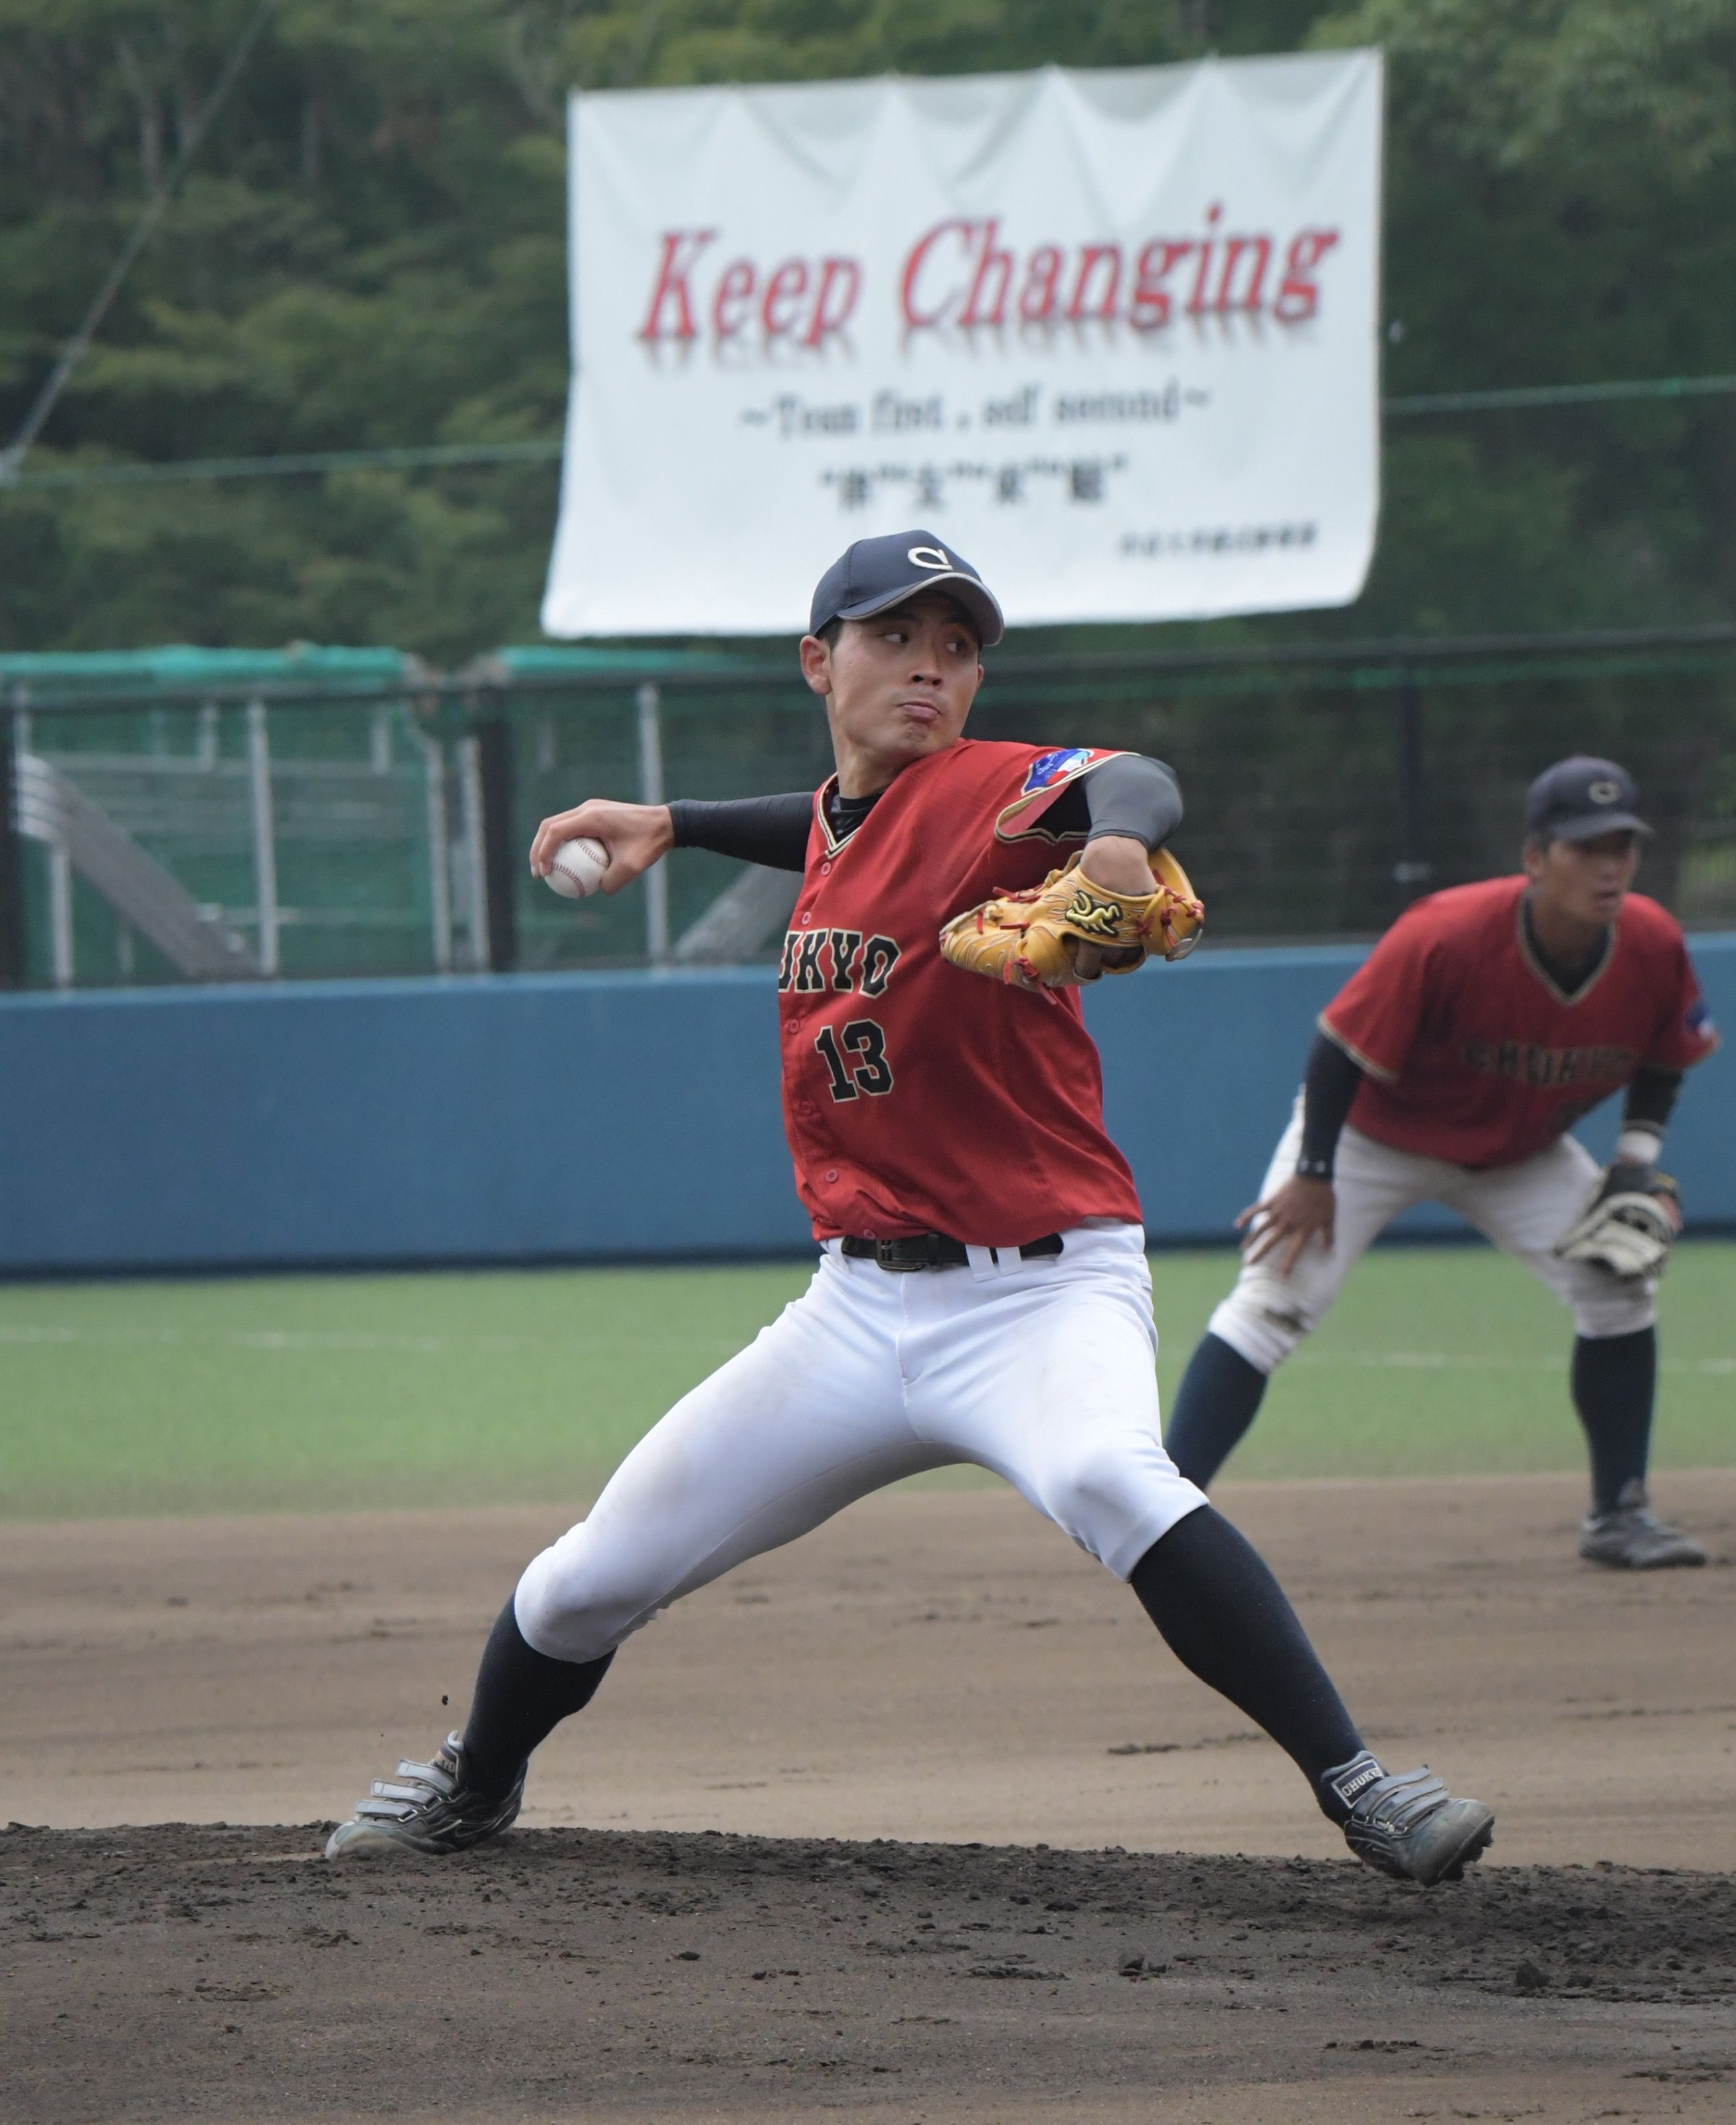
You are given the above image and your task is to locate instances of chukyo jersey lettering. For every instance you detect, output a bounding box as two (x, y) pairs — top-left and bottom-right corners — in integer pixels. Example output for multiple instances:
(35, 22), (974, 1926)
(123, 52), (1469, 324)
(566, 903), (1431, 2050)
(778, 739), (1142, 1244)
(1320, 876), (1718, 1169)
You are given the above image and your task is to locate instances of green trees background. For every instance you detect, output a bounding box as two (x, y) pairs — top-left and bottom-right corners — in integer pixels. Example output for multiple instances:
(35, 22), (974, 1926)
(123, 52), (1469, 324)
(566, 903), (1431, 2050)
(1, 0), (1733, 661)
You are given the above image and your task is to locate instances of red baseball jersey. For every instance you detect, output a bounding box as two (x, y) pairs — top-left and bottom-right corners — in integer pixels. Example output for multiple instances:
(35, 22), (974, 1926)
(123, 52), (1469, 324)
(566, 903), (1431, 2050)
(1320, 875), (1718, 1169)
(777, 739), (1144, 1244)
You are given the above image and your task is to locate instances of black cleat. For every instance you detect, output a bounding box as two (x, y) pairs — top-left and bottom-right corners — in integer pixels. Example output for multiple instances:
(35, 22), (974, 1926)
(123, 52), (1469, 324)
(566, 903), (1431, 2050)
(324, 1733), (524, 1860)
(1327, 1754), (1494, 1887)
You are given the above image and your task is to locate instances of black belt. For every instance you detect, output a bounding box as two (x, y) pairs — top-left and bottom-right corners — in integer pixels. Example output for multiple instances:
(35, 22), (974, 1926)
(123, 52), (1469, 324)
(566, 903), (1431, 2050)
(840, 1231), (1064, 1273)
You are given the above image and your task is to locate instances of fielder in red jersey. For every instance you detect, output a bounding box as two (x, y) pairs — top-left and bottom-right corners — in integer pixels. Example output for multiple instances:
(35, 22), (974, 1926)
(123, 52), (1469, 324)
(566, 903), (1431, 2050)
(1322, 875), (1714, 1170)
(1166, 756), (1718, 1571)
(325, 530), (1494, 1891)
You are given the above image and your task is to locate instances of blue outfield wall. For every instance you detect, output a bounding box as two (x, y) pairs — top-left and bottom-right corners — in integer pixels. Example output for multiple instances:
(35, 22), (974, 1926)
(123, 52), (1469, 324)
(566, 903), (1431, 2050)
(0, 938), (1731, 1274)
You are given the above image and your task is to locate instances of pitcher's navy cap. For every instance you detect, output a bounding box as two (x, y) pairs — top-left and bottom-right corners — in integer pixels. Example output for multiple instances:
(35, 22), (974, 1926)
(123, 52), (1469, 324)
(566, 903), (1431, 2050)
(809, 530), (1003, 647)
(1525, 756), (1650, 842)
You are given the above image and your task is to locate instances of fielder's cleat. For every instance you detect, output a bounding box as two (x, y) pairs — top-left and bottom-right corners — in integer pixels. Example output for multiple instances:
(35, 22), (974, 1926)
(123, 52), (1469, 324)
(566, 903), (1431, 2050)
(323, 1732), (525, 1860)
(1579, 1483), (1706, 1571)
(1326, 1754), (1495, 1887)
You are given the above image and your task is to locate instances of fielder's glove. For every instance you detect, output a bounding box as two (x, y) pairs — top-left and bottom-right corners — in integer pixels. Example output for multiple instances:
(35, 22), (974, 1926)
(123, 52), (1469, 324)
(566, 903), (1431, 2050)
(938, 847), (1203, 993)
(1555, 1162), (1682, 1280)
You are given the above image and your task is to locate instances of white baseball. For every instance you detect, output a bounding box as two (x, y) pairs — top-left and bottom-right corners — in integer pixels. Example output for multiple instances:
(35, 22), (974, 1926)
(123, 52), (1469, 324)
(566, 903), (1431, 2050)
(546, 835), (610, 900)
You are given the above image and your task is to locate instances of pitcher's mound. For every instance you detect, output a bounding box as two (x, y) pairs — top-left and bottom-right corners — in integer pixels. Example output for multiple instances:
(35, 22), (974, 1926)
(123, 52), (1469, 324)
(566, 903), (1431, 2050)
(7, 1822), (1735, 2122)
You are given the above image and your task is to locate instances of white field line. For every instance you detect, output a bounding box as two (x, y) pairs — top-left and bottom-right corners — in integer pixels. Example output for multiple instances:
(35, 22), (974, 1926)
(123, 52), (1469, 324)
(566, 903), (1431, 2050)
(1294, 1349), (1735, 1375)
(0, 1325), (740, 1355)
(0, 1323), (1729, 1375)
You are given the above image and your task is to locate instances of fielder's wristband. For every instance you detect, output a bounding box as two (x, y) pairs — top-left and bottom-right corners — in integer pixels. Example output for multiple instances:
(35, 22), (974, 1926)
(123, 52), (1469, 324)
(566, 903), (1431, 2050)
(1294, 1155), (1334, 1181)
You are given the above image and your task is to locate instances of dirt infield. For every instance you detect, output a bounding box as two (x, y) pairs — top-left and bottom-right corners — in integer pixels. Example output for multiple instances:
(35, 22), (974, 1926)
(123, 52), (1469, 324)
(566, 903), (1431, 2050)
(7, 1473), (1733, 1864)
(8, 1822), (1736, 2124)
(6, 1472), (1735, 2119)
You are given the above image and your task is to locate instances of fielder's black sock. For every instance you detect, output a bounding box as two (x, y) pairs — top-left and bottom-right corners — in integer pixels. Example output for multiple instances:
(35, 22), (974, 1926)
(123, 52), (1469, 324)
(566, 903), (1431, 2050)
(1571, 1326), (1657, 1516)
(1130, 1506), (1366, 1823)
(1164, 1333), (1270, 1488)
(460, 1599), (614, 1802)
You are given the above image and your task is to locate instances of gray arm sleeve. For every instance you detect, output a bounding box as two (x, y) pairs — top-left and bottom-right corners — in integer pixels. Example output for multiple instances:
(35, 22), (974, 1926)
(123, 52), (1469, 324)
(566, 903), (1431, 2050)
(1038, 754), (1184, 849)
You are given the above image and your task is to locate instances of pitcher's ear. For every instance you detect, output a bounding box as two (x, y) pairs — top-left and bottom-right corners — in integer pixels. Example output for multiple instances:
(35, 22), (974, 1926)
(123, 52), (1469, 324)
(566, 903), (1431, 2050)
(799, 632), (833, 696)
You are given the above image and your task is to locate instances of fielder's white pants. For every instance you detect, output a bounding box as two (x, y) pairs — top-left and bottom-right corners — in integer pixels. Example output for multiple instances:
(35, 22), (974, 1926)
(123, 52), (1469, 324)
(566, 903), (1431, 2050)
(516, 1222), (1207, 1665)
(1208, 1098), (1656, 1377)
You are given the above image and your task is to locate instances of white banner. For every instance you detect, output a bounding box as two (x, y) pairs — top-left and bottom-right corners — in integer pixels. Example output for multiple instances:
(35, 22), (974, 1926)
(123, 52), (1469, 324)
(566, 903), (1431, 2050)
(543, 52), (1383, 639)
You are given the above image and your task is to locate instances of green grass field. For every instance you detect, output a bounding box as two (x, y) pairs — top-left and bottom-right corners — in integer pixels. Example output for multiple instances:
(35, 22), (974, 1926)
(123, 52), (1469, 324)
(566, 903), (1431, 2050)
(1, 1242), (1731, 1519)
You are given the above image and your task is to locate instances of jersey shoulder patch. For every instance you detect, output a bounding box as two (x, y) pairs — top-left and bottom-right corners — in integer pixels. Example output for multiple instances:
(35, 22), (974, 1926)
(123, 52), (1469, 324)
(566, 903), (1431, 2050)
(1021, 746), (1096, 796)
(996, 746), (1125, 842)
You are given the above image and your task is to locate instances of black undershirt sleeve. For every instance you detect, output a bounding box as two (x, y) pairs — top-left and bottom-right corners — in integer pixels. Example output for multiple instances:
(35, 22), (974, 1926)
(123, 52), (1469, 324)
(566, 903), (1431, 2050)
(667, 792), (814, 873)
(1039, 754), (1183, 848)
(1298, 1031), (1365, 1177)
(1297, 1046), (1677, 1179)
(666, 752), (1182, 871)
(1623, 1064), (1683, 1133)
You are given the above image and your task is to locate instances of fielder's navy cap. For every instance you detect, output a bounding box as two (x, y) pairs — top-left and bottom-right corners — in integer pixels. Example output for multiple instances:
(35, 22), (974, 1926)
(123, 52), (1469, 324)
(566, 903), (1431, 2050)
(1525, 755), (1651, 843)
(809, 529), (1004, 647)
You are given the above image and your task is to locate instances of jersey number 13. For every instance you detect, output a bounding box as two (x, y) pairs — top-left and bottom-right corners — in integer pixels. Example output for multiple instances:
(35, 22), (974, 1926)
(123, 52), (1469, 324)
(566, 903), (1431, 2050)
(814, 1020), (894, 1101)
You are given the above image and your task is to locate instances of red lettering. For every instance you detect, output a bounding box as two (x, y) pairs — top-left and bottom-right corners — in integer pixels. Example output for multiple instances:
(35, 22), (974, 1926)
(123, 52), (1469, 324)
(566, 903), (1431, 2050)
(1129, 239), (1191, 328)
(804, 257), (861, 345)
(1187, 203), (1222, 315)
(674, 214), (1330, 352)
(711, 258), (756, 339)
(637, 228), (717, 342)
(901, 218), (974, 327)
(1274, 229), (1339, 322)
(1067, 242), (1122, 323)
(1019, 245), (1063, 322)
(1215, 234), (1271, 313)
(762, 258), (810, 337)
(961, 219), (1013, 327)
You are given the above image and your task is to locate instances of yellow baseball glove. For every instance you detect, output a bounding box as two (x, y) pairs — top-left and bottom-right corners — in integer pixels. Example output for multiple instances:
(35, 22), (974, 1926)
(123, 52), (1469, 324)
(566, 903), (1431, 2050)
(938, 847), (1204, 992)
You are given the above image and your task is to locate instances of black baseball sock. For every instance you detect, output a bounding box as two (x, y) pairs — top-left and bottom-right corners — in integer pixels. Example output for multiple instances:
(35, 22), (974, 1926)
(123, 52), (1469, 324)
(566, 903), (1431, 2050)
(1130, 1505), (1365, 1822)
(1164, 1333), (1270, 1488)
(1571, 1327), (1656, 1515)
(460, 1599), (614, 1802)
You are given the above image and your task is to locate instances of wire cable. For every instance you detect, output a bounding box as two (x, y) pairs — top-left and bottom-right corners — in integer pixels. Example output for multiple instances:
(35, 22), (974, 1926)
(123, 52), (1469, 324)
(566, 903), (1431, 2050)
(5, 371), (1736, 495)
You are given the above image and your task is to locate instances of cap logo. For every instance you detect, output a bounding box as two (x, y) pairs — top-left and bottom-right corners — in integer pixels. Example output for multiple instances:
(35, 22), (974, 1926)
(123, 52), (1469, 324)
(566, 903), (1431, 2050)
(1589, 779), (1620, 804)
(907, 545), (953, 571)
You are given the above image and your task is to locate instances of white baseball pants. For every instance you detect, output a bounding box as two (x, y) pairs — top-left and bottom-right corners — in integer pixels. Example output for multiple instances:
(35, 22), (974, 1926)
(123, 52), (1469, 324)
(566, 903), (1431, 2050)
(1207, 1098), (1656, 1377)
(515, 1222), (1207, 1665)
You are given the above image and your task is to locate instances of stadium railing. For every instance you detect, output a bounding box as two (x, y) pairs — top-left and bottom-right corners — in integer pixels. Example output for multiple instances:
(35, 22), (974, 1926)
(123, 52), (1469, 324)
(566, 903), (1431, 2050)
(5, 628), (1734, 989)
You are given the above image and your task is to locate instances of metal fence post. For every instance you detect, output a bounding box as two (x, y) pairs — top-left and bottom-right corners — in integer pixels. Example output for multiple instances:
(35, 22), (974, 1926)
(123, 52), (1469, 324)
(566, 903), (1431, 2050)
(246, 694), (280, 976)
(476, 715), (517, 973)
(420, 732), (454, 973)
(636, 681), (669, 966)
(47, 840), (74, 987)
(0, 711), (25, 988)
(1391, 679), (1431, 900)
(458, 733), (490, 971)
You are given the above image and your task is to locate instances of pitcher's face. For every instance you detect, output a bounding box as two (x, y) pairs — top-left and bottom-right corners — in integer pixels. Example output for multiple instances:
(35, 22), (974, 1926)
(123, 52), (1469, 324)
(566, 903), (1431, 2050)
(800, 592), (982, 791)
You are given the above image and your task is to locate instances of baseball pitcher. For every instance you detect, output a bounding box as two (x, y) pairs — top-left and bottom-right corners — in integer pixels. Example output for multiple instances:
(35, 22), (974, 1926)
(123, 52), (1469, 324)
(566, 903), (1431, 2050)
(326, 531), (1493, 1887)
